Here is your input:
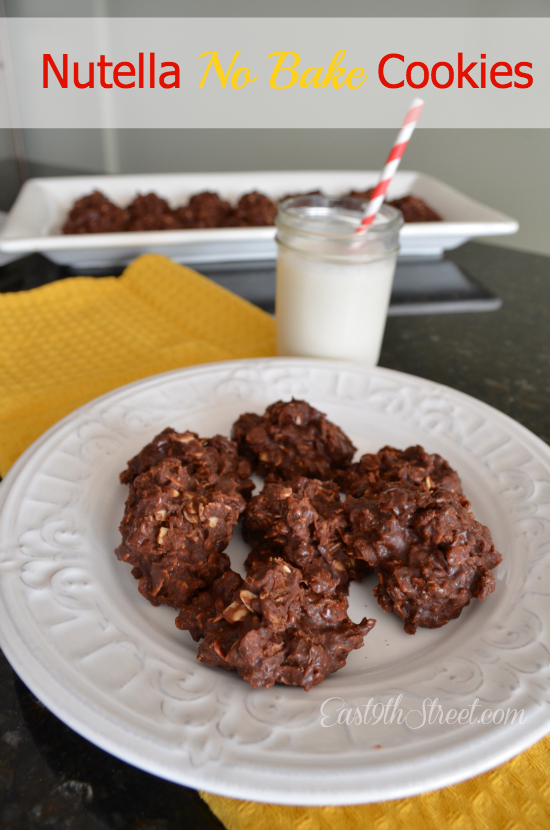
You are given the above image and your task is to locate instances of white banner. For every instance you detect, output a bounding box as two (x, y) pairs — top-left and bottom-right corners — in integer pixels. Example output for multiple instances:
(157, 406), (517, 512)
(1, 17), (547, 128)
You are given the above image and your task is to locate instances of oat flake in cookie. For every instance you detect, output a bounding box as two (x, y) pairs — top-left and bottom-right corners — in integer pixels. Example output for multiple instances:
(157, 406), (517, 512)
(232, 399), (356, 481)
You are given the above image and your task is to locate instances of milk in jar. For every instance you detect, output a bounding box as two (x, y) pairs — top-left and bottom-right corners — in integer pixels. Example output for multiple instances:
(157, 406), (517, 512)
(275, 196), (402, 367)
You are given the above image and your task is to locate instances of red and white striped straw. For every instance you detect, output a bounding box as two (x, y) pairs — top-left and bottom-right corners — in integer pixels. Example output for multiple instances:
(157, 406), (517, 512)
(355, 97), (425, 233)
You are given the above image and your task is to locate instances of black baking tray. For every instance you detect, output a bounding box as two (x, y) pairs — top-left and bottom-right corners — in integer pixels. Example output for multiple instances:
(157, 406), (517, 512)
(0, 254), (501, 315)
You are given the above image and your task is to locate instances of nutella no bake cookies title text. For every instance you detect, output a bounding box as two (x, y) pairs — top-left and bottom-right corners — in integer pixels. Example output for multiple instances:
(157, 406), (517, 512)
(42, 49), (534, 91)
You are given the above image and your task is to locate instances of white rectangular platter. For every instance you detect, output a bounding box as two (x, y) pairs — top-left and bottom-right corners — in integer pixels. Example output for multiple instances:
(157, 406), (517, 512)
(0, 170), (518, 268)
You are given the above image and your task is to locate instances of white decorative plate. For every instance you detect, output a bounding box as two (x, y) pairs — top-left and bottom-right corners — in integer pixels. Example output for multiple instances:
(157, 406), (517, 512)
(0, 358), (549, 806)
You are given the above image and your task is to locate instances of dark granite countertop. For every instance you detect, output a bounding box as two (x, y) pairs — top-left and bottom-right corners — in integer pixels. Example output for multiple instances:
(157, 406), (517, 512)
(381, 243), (550, 447)
(0, 241), (549, 829)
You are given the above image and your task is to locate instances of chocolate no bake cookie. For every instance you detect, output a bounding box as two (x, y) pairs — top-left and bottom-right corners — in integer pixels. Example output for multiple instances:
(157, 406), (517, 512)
(243, 476), (364, 594)
(389, 195), (442, 223)
(345, 189), (442, 222)
(175, 191), (233, 229)
(125, 192), (181, 232)
(115, 457), (247, 608)
(339, 444), (462, 499)
(343, 484), (502, 633)
(176, 558), (375, 690)
(120, 427), (254, 498)
(279, 189), (324, 202)
(225, 191), (277, 227)
(61, 190), (128, 234)
(232, 399), (356, 481)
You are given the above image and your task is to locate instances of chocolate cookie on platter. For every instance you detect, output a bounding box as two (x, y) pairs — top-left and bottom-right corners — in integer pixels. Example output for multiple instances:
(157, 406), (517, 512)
(125, 192), (182, 231)
(389, 195), (442, 223)
(279, 189), (323, 202)
(62, 190), (128, 234)
(344, 189), (442, 222)
(175, 191), (233, 228)
(224, 191), (277, 227)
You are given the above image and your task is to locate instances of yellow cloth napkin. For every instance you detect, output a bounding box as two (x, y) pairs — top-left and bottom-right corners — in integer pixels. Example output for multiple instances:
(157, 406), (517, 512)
(201, 733), (550, 828)
(1, 251), (548, 828)
(0, 253), (275, 475)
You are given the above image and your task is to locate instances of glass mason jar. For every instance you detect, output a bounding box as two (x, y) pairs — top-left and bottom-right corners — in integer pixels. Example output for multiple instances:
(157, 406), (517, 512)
(275, 195), (403, 366)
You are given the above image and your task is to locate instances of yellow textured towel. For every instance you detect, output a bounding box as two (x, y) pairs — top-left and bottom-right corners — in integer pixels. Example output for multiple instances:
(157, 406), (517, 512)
(1, 251), (548, 829)
(201, 734), (550, 829)
(0, 253), (275, 475)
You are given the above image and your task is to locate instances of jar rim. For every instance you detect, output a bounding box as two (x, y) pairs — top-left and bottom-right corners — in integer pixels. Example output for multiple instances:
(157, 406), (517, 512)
(276, 195), (403, 239)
